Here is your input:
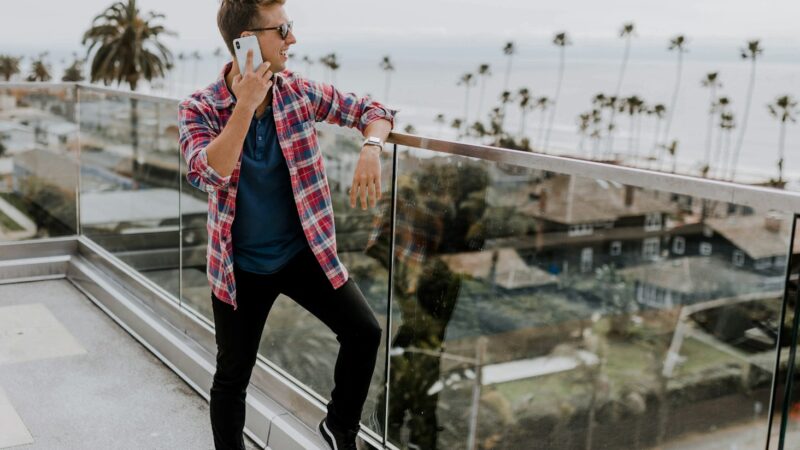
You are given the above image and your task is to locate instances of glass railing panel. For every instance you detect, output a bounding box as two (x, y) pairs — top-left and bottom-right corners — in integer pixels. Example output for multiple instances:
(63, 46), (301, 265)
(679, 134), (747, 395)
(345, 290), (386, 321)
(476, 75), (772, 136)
(77, 87), (182, 298)
(0, 85), (78, 241)
(768, 215), (800, 449)
(386, 144), (792, 449)
(178, 122), (392, 439)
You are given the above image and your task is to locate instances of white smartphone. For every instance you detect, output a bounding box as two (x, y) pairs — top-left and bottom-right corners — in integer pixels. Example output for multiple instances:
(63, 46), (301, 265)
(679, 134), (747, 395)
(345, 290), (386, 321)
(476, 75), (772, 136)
(233, 35), (263, 74)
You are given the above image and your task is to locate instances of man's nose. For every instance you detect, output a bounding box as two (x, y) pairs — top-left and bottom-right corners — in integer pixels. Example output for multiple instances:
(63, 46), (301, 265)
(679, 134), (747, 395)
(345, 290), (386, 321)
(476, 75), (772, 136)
(286, 30), (297, 45)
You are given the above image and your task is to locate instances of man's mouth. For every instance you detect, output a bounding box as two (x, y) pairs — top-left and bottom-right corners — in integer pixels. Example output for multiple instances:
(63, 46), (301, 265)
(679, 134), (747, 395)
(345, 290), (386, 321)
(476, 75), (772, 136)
(280, 49), (288, 58)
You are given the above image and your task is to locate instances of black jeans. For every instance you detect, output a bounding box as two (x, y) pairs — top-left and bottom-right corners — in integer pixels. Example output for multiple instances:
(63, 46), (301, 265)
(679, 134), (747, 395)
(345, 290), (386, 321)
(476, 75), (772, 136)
(209, 244), (383, 450)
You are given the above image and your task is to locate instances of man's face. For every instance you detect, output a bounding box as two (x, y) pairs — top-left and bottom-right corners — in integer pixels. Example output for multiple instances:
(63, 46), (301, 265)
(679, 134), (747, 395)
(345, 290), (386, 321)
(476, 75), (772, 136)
(240, 4), (297, 73)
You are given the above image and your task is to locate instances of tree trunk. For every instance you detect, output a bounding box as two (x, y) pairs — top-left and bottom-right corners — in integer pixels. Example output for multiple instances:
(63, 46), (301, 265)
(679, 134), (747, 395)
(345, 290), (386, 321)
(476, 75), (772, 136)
(730, 59), (757, 181)
(543, 47), (566, 152)
(662, 52), (683, 145)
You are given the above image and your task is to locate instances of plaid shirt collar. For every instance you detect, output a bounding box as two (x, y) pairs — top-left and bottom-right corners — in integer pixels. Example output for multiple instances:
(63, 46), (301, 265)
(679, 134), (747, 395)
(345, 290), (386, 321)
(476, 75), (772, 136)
(210, 61), (289, 110)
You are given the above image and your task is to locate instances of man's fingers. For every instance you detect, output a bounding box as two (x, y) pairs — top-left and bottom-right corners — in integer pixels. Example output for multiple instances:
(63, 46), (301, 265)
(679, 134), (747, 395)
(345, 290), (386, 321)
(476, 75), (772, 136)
(245, 49), (253, 73)
(360, 179), (368, 210)
(349, 182), (358, 208)
(368, 181), (377, 208)
(256, 61), (272, 77)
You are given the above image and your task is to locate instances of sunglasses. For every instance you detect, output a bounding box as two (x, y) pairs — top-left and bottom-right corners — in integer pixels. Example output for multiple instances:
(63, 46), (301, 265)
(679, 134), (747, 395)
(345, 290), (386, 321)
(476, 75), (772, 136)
(248, 21), (294, 40)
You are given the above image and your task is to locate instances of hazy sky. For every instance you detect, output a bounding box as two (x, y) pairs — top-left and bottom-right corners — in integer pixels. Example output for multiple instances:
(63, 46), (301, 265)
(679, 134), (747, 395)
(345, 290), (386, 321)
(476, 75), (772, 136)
(3, 0), (800, 55)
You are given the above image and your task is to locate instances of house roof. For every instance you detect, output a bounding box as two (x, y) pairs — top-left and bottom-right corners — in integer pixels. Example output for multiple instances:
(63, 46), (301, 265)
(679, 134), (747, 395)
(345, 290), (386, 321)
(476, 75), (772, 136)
(507, 174), (677, 224)
(81, 188), (207, 225)
(439, 248), (558, 290)
(619, 256), (766, 295)
(705, 214), (792, 260)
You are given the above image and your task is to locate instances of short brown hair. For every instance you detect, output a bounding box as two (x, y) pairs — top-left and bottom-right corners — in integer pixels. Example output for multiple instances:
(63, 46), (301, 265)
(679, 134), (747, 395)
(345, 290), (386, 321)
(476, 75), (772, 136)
(217, 0), (287, 55)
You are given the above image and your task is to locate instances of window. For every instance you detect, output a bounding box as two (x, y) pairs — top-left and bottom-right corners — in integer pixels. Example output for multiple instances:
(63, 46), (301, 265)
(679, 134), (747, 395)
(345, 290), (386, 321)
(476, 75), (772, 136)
(733, 250), (745, 267)
(610, 241), (622, 256)
(643, 237), (660, 260)
(644, 213), (662, 232)
(700, 242), (712, 256)
(637, 284), (662, 307)
(581, 247), (593, 273)
(672, 236), (685, 255)
(568, 223), (594, 237)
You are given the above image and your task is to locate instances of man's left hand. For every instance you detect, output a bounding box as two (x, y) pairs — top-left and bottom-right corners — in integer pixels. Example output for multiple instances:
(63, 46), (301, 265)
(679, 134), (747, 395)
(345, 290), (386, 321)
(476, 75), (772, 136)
(350, 145), (382, 210)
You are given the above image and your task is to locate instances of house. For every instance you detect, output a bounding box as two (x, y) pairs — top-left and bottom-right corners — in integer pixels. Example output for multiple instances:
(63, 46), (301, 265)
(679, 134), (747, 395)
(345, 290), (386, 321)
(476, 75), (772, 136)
(619, 256), (773, 308)
(439, 248), (559, 293)
(488, 174), (678, 275)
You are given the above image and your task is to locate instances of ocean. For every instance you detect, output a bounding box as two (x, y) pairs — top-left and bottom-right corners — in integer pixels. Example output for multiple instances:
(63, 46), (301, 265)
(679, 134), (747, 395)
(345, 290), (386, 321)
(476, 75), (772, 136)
(7, 40), (800, 184)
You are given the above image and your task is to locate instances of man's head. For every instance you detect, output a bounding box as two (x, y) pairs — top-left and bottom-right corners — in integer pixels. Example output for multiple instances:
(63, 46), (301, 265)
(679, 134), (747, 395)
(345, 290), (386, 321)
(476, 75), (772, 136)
(218, 0), (297, 74)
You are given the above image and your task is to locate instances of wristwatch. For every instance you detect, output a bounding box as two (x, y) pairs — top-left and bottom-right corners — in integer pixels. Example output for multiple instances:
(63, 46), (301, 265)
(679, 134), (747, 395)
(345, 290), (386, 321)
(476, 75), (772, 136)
(362, 136), (384, 151)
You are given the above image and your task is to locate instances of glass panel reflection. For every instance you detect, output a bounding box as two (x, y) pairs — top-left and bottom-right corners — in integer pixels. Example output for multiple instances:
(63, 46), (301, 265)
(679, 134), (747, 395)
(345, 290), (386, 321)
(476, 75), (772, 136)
(78, 88), (184, 298)
(0, 86), (78, 241)
(383, 146), (791, 449)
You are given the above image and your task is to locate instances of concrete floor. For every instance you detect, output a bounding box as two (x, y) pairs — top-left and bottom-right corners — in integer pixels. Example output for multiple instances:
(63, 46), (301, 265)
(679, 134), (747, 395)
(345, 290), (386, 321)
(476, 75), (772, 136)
(0, 279), (260, 450)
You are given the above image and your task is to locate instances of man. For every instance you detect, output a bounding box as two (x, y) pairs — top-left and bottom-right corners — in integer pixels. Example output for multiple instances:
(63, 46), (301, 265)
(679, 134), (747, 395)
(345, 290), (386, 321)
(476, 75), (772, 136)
(178, 1), (397, 449)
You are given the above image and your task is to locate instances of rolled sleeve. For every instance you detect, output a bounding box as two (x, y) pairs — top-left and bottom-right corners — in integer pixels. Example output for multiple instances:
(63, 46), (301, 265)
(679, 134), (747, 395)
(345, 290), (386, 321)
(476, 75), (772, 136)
(178, 99), (232, 193)
(359, 101), (398, 134)
(301, 76), (398, 133)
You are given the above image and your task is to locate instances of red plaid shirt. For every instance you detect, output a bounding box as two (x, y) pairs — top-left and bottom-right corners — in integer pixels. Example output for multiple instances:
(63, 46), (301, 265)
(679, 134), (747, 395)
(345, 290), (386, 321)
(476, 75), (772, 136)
(179, 62), (396, 310)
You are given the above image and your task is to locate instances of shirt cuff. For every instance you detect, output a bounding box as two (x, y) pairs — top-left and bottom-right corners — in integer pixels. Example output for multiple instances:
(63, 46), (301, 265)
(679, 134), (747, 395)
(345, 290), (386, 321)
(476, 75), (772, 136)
(198, 147), (231, 191)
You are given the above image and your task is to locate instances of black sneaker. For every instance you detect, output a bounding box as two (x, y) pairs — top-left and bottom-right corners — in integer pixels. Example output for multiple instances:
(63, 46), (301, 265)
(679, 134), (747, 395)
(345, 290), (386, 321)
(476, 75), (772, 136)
(318, 417), (358, 450)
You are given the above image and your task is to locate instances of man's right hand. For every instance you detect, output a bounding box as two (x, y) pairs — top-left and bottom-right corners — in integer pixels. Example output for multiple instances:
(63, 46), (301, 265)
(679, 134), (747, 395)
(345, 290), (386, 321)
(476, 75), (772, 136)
(231, 49), (273, 113)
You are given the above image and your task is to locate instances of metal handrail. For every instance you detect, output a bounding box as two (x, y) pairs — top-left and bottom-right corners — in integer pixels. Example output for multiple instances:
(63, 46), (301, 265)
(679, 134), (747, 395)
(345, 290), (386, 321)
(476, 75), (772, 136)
(4, 81), (800, 213)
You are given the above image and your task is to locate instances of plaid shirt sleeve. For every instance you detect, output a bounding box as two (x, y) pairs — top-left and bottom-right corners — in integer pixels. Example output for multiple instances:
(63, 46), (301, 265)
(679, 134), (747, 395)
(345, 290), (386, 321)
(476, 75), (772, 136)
(178, 98), (233, 193)
(299, 77), (398, 132)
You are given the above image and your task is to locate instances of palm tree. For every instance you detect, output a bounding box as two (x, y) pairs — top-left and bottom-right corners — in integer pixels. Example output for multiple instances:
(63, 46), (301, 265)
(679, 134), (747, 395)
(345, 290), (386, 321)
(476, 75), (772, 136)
(701, 72), (722, 173)
(301, 55), (313, 77)
(502, 41), (516, 93)
(730, 40), (764, 181)
(516, 88), (533, 138)
(719, 112), (737, 179)
(767, 95), (798, 185)
(663, 140), (679, 173)
(435, 113), (446, 137)
(471, 121), (488, 139)
(82, 0), (174, 171)
(26, 53), (52, 82)
(213, 47), (224, 69)
(710, 96), (731, 176)
(379, 55), (395, 103)
(534, 96), (552, 148)
(329, 54), (340, 85)
(450, 118), (463, 139)
(620, 95), (646, 162)
(543, 31), (572, 152)
(615, 23), (636, 95)
(577, 112), (592, 154)
(61, 53), (86, 82)
(457, 72), (476, 132)
(499, 90), (513, 129)
(476, 63), (491, 121)
(662, 35), (687, 148)
(319, 53), (340, 85)
(0, 55), (22, 81)
(607, 22), (636, 154)
(648, 104), (667, 165)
